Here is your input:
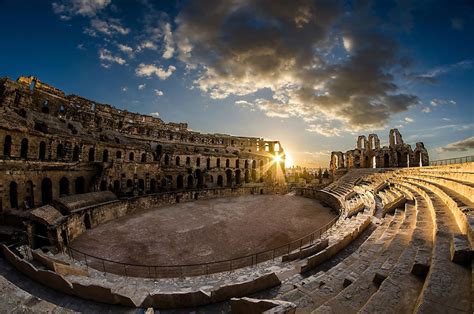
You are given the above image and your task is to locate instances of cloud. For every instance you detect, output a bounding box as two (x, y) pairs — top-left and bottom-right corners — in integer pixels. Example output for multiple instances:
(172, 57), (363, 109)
(162, 22), (175, 59)
(439, 136), (474, 152)
(404, 117), (414, 123)
(98, 48), (126, 65)
(175, 0), (420, 130)
(89, 18), (130, 36)
(117, 43), (134, 56)
(430, 98), (456, 106)
(135, 63), (176, 80)
(77, 43), (85, 50)
(149, 112), (160, 117)
(138, 84), (146, 90)
(421, 106), (431, 113)
(137, 40), (158, 52)
(306, 123), (342, 137)
(154, 89), (164, 96)
(121, 86), (128, 92)
(408, 60), (473, 84)
(52, 0), (111, 18)
(235, 100), (253, 107)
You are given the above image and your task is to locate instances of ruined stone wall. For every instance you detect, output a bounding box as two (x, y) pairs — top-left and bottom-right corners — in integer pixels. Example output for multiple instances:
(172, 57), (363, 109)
(0, 76), (286, 212)
(330, 129), (429, 171)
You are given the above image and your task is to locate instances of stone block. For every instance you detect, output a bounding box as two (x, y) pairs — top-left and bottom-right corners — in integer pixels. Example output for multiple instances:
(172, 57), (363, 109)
(411, 248), (431, 278)
(450, 234), (471, 265)
(230, 297), (296, 314)
(141, 289), (211, 308)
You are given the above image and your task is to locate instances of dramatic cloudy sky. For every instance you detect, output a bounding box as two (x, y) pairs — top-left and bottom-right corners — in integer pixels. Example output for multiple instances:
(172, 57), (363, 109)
(1, 0), (473, 167)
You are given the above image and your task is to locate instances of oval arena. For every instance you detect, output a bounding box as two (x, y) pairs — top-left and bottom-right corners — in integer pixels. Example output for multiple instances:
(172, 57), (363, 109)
(0, 76), (472, 313)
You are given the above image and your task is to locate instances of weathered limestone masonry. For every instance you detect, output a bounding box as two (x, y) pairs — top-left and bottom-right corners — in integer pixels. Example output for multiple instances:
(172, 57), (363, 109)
(330, 129), (429, 172)
(0, 75), (285, 245)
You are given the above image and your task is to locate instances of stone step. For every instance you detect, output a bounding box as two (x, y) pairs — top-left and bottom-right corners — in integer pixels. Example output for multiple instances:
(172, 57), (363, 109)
(311, 208), (413, 313)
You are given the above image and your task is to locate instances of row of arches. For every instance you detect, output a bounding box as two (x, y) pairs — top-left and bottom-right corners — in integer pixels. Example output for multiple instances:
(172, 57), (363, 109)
(7, 176), (87, 210)
(162, 154), (263, 170)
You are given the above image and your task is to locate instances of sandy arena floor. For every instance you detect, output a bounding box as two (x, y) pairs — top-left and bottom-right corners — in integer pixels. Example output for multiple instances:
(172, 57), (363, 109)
(70, 194), (336, 265)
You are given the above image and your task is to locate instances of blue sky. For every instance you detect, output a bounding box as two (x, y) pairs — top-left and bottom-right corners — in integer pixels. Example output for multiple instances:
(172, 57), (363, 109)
(1, 0), (473, 167)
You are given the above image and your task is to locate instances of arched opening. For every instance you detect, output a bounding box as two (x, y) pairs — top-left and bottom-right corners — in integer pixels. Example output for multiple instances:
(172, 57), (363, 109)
(372, 156), (377, 169)
(196, 157), (201, 167)
(334, 155), (339, 169)
(252, 169), (257, 182)
(217, 175), (224, 187)
(9, 182), (18, 209)
(3, 135), (12, 157)
(155, 145), (162, 161)
(25, 180), (34, 208)
(41, 178), (53, 205)
(57, 144), (64, 160)
(59, 177), (70, 196)
(175, 156), (180, 166)
(208, 175), (214, 183)
(41, 101), (49, 113)
(206, 158), (211, 169)
(226, 169), (232, 186)
(20, 138), (28, 159)
(216, 158), (221, 168)
(100, 180), (107, 191)
(164, 154), (170, 165)
(226, 159), (230, 168)
(383, 154), (390, 168)
(116, 150), (122, 159)
(75, 177), (85, 194)
(187, 175), (194, 189)
(138, 179), (145, 194)
(195, 169), (203, 188)
(141, 153), (147, 162)
(72, 145), (80, 161)
(194, 193), (199, 200)
(177, 175), (184, 189)
(113, 180), (120, 192)
(396, 151), (403, 167)
(150, 179), (157, 193)
(235, 169), (241, 185)
(129, 152), (134, 161)
(252, 160), (256, 168)
(245, 170), (250, 183)
(102, 149), (109, 162)
(88, 148), (95, 161)
(186, 156), (191, 167)
(235, 159), (240, 168)
(364, 156), (369, 168)
(39, 141), (47, 160)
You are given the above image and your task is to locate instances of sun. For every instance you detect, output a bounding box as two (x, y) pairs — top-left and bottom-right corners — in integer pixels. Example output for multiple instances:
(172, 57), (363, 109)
(273, 154), (282, 163)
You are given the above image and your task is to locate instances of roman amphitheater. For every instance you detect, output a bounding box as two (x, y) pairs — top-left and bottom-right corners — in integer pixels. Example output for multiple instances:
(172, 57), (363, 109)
(0, 76), (472, 313)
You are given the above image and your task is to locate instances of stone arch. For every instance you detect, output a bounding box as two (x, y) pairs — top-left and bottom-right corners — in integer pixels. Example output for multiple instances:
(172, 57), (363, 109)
(195, 169), (203, 188)
(102, 149), (109, 162)
(226, 159), (230, 168)
(226, 169), (232, 186)
(235, 159), (240, 168)
(206, 158), (211, 170)
(244, 160), (249, 169)
(9, 181), (18, 209)
(141, 153), (147, 162)
(39, 141), (47, 160)
(25, 180), (34, 208)
(72, 145), (80, 161)
(126, 179), (133, 188)
(3, 135), (12, 157)
(177, 174), (184, 189)
(57, 143), (64, 160)
(235, 169), (242, 185)
(129, 152), (134, 161)
(186, 156), (191, 166)
(150, 178), (157, 193)
(187, 175), (194, 189)
(252, 169), (257, 182)
(113, 180), (120, 192)
(59, 177), (70, 196)
(41, 178), (53, 205)
(216, 158), (221, 168)
(244, 169), (250, 183)
(217, 175), (224, 187)
(75, 177), (85, 194)
(175, 156), (180, 166)
(196, 157), (201, 167)
(164, 154), (170, 165)
(116, 150), (122, 159)
(20, 138), (28, 159)
(252, 160), (256, 168)
(88, 147), (95, 161)
(138, 179), (145, 193)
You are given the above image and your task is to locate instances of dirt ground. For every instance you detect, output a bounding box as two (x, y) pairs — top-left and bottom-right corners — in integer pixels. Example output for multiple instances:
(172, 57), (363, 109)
(70, 194), (336, 266)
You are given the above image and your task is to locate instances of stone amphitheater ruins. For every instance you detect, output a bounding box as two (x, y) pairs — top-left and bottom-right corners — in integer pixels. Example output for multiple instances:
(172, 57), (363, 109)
(0, 76), (472, 313)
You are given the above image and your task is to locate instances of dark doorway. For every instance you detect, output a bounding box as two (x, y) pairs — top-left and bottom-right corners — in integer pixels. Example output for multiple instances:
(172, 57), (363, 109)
(41, 178), (53, 205)
(187, 175), (194, 189)
(72, 145), (80, 161)
(217, 175), (224, 187)
(235, 169), (241, 185)
(3, 135), (12, 157)
(384, 154), (390, 168)
(75, 177), (85, 194)
(177, 175), (184, 189)
(9, 181), (18, 209)
(20, 138), (28, 159)
(59, 177), (69, 196)
(226, 169), (232, 186)
(102, 149), (109, 162)
(39, 141), (47, 160)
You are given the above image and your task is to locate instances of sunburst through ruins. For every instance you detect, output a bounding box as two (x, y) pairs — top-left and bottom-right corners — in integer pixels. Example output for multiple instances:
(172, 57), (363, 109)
(0, 0), (473, 313)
